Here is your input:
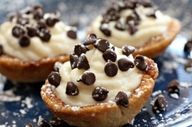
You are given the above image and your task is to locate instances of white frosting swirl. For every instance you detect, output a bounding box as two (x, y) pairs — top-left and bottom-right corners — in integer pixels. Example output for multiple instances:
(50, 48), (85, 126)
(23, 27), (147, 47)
(91, 6), (172, 47)
(56, 42), (143, 106)
(0, 13), (79, 61)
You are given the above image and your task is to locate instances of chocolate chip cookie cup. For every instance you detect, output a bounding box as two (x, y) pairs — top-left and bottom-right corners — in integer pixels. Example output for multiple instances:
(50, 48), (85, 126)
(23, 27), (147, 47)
(41, 34), (158, 127)
(89, 0), (181, 58)
(0, 6), (79, 83)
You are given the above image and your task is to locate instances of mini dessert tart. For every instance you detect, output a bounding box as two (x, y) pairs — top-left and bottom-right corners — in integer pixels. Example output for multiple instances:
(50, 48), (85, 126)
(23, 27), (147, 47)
(41, 34), (158, 127)
(89, 0), (181, 57)
(0, 5), (79, 82)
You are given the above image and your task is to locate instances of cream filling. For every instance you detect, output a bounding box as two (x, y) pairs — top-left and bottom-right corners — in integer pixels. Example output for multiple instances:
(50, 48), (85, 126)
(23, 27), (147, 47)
(91, 6), (172, 47)
(0, 14), (79, 61)
(56, 46), (143, 106)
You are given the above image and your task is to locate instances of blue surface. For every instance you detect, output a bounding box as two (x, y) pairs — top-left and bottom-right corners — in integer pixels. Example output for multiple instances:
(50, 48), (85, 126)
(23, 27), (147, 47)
(0, 0), (192, 126)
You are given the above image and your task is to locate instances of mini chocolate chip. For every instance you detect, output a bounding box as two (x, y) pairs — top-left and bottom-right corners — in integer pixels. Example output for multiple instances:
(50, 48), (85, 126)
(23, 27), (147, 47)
(115, 91), (128, 108)
(19, 36), (30, 47)
(80, 72), (96, 85)
(27, 27), (37, 37)
(184, 40), (192, 53)
(99, 24), (111, 37)
(103, 49), (117, 62)
(104, 61), (118, 77)
(74, 44), (87, 56)
(0, 45), (3, 55)
(152, 95), (167, 113)
(118, 58), (134, 71)
(126, 15), (135, 23)
(122, 45), (135, 56)
(84, 33), (97, 45)
(39, 120), (52, 127)
(12, 26), (25, 38)
(37, 21), (47, 30)
(33, 7), (43, 20)
(184, 60), (192, 73)
(48, 72), (61, 87)
(92, 86), (109, 101)
(77, 55), (90, 70)
(134, 56), (147, 71)
(46, 17), (59, 27)
(66, 82), (79, 96)
(70, 54), (78, 69)
(147, 12), (156, 18)
(167, 80), (180, 97)
(38, 29), (51, 42)
(127, 23), (137, 35)
(139, 0), (152, 7)
(67, 30), (77, 39)
(96, 39), (110, 52)
(115, 21), (126, 31)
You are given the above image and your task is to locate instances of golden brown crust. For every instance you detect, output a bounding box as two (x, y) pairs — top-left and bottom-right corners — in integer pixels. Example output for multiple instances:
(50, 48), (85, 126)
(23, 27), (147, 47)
(89, 19), (181, 58)
(133, 19), (181, 58)
(41, 57), (158, 127)
(0, 55), (69, 83)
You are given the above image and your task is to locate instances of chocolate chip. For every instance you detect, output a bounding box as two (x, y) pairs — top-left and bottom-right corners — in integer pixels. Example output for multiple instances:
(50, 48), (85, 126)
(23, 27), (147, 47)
(80, 72), (96, 85)
(152, 95), (167, 113)
(77, 55), (90, 70)
(19, 36), (30, 47)
(184, 40), (192, 53)
(27, 27), (37, 37)
(122, 45), (135, 56)
(84, 33), (97, 45)
(126, 15), (135, 23)
(92, 86), (109, 101)
(118, 58), (134, 71)
(127, 23), (137, 35)
(37, 21), (47, 30)
(70, 55), (78, 69)
(103, 49), (117, 62)
(96, 39), (110, 52)
(74, 44), (87, 56)
(66, 82), (79, 96)
(104, 61), (118, 77)
(48, 72), (61, 87)
(115, 91), (128, 108)
(147, 12), (156, 18)
(39, 120), (52, 127)
(167, 80), (180, 98)
(67, 30), (77, 39)
(46, 17), (59, 27)
(115, 21), (126, 31)
(33, 7), (43, 20)
(99, 24), (111, 37)
(139, 0), (152, 7)
(38, 29), (51, 42)
(184, 60), (192, 73)
(12, 26), (25, 38)
(105, 7), (120, 21)
(134, 56), (147, 71)
(0, 45), (3, 55)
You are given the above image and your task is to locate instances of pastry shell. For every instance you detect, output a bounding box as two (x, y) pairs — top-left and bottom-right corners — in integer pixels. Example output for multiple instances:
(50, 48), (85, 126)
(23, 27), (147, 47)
(41, 57), (158, 127)
(0, 55), (69, 83)
(89, 19), (181, 58)
(133, 19), (181, 58)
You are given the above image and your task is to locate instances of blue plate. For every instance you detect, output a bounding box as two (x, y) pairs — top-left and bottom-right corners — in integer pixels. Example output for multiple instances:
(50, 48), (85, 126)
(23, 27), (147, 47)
(0, 0), (192, 126)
